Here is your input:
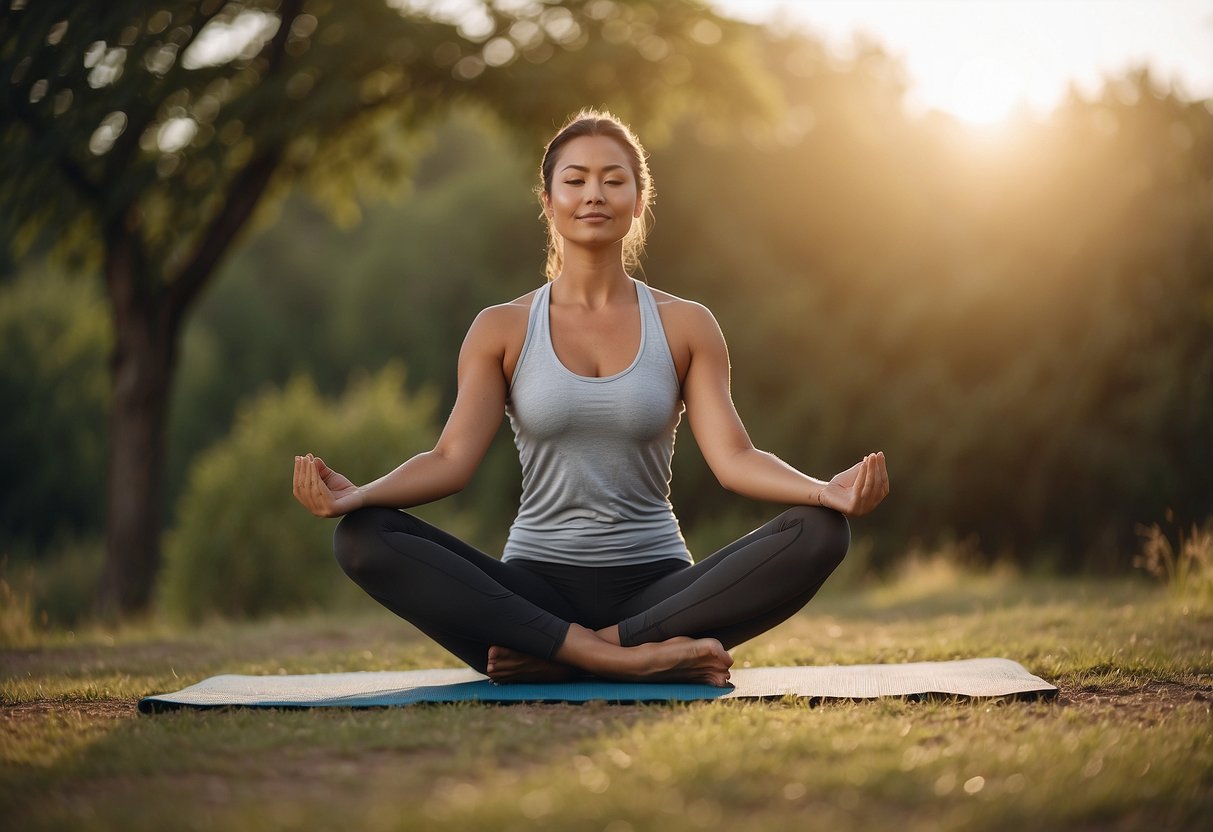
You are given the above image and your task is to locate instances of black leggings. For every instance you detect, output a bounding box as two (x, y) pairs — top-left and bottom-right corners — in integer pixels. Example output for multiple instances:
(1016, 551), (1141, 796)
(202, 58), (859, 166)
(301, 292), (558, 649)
(333, 505), (849, 674)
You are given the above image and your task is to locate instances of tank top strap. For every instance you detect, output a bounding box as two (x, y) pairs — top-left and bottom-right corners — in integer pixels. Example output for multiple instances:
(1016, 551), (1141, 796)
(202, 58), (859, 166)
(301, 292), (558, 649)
(635, 279), (678, 380)
(641, 280), (666, 335)
(510, 282), (553, 393)
(533, 281), (553, 339)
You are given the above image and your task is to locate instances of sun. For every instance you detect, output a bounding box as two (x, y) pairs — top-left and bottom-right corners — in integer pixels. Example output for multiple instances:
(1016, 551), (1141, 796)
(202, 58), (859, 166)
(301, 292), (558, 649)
(932, 55), (1029, 126)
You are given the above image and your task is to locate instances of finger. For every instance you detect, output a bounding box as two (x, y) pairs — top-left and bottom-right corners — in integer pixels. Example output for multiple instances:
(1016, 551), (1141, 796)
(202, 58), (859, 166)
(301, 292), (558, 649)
(304, 456), (319, 497)
(876, 451), (889, 498)
(293, 455), (302, 500)
(309, 456), (325, 496)
(863, 454), (881, 507)
(861, 454), (877, 506)
(308, 457), (332, 514)
(300, 457), (321, 512)
(295, 455), (310, 502)
(850, 455), (871, 513)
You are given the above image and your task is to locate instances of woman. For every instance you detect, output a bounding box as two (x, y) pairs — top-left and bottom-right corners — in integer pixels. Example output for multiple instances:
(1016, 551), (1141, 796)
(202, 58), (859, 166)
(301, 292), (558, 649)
(292, 109), (889, 687)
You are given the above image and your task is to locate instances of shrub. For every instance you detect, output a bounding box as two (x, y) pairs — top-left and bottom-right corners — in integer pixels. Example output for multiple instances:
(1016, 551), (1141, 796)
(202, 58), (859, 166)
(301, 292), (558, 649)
(0, 268), (110, 546)
(1, 537), (106, 633)
(159, 363), (470, 621)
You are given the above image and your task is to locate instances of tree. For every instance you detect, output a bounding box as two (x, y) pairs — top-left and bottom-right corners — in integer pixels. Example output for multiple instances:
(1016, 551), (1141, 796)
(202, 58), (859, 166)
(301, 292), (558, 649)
(0, 0), (776, 616)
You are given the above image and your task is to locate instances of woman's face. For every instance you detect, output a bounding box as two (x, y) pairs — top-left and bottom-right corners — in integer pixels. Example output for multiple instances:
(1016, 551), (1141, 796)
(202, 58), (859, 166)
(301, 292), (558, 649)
(543, 134), (643, 252)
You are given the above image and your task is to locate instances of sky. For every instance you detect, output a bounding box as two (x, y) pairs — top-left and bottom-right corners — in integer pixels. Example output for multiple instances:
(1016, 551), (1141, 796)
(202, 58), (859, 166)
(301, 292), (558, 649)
(712, 0), (1213, 124)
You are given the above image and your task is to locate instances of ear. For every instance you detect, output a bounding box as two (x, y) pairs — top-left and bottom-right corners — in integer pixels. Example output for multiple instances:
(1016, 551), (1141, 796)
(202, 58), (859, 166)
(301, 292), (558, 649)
(542, 191), (554, 219)
(634, 193), (643, 218)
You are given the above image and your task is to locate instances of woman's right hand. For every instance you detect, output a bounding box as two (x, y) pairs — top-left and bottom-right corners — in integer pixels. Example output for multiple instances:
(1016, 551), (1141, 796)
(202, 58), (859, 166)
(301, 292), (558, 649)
(292, 454), (363, 518)
(819, 452), (889, 517)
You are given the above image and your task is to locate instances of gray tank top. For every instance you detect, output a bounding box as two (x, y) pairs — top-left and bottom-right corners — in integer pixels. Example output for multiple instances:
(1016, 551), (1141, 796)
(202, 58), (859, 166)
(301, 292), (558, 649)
(502, 278), (691, 566)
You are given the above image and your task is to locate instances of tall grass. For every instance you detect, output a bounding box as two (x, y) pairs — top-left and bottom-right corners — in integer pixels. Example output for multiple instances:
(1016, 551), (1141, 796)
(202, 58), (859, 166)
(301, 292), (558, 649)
(0, 571), (35, 648)
(1134, 517), (1213, 601)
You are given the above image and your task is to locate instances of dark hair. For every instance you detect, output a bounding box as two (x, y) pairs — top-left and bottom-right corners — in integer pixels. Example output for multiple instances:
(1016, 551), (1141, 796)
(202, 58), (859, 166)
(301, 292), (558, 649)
(538, 108), (654, 281)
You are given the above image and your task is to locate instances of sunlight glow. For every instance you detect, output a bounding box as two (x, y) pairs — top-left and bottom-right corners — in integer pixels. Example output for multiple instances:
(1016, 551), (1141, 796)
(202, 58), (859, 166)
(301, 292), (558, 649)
(941, 55), (1032, 126)
(714, 0), (1213, 126)
(183, 10), (279, 69)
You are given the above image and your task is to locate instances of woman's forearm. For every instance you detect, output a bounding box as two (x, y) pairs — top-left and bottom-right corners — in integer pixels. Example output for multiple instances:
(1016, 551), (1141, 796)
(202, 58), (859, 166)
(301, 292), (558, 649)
(717, 448), (827, 506)
(356, 448), (470, 509)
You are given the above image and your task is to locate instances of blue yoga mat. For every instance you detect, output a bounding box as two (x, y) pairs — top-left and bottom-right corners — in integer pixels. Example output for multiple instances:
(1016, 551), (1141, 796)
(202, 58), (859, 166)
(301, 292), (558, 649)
(138, 658), (1056, 713)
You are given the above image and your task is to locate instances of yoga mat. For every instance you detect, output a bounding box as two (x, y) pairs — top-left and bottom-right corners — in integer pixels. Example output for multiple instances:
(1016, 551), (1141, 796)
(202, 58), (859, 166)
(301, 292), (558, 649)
(139, 658), (1056, 713)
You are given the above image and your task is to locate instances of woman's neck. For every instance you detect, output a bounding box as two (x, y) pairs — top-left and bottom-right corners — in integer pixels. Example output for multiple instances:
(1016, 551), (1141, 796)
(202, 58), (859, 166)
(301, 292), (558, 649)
(553, 244), (632, 308)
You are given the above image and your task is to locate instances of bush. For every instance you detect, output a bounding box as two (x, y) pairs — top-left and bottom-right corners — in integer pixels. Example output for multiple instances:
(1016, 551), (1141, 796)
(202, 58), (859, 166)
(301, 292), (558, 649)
(159, 363), (470, 622)
(0, 268), (110, 546)
(1, 537), (106, 633)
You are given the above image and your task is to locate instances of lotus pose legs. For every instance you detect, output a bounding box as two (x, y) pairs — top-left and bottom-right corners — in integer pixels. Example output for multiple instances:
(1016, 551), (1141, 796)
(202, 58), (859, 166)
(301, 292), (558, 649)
(293, 110), (888, 686)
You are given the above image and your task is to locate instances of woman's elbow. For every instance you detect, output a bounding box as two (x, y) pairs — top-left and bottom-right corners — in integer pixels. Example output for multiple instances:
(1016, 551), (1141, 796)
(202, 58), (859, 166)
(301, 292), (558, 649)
(429, 446), (475, 495)
(713, 466), (741, 493)
(708, 449), (750, 494)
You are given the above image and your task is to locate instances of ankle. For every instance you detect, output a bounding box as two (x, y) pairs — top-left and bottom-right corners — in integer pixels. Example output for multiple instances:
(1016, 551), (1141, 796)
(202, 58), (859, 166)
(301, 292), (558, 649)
(594, 624), (622, 646)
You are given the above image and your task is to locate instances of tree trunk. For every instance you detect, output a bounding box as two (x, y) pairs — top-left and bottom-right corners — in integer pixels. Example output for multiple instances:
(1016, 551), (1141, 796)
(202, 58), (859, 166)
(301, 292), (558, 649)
(94, 237), (178, 618)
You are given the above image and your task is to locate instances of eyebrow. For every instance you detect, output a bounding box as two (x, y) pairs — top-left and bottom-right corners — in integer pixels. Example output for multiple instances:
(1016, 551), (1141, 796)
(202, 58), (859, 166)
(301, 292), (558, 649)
(560, 164), (626, 173)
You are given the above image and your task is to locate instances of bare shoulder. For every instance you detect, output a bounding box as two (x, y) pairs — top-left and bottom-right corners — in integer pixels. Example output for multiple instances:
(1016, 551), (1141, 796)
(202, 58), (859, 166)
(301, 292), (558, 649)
(461, 289), (539, 382)
(648, 285), (724, 343)
(465, 290), (537, 344)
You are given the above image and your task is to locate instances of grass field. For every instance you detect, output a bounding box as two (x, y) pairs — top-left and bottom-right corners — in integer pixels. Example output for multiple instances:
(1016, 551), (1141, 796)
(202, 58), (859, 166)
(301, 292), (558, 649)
(2, 563), (1210, 831)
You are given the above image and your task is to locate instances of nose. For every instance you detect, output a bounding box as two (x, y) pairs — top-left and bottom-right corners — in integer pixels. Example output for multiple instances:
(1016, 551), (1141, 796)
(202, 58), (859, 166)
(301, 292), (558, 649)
(585, 183), (604, 204)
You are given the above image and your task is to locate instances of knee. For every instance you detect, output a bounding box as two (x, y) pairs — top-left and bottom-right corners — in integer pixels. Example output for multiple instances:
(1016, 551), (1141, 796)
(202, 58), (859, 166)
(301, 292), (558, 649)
(332, 507), (394, 579)
(780, 505), (851, 571)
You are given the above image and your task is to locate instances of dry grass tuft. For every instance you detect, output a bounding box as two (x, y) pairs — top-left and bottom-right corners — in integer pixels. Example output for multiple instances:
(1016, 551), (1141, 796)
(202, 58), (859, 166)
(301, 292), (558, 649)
(1134, 517), (1213, 601)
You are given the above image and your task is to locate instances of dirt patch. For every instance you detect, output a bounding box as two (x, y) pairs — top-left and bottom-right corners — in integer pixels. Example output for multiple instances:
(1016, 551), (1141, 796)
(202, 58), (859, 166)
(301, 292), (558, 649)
(1, 698), (136, 722)
(1057, 679), (1212, 722)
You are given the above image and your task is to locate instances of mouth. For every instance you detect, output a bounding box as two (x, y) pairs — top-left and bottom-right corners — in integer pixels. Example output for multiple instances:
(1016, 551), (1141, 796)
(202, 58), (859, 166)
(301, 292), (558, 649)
(577, 212), (611, 220)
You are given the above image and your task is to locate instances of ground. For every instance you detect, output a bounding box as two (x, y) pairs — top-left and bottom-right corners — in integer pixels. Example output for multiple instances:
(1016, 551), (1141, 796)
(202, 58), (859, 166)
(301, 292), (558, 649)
(2, 568), (1210, 831)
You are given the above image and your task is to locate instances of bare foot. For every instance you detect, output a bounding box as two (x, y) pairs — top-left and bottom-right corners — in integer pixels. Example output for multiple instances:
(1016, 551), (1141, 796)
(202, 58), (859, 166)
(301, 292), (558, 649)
(553, 624), (734, 687)
(486, 645), (579, 684)
(643, 637), (734, 686)
(610, 637), (734, 687)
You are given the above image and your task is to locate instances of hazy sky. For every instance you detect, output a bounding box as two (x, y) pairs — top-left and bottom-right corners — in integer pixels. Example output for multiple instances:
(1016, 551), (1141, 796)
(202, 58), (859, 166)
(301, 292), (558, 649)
(713, 0), (1213, 123)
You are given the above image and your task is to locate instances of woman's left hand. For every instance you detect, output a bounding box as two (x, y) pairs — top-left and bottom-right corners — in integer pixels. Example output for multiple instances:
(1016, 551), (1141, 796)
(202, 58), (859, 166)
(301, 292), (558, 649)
(819, 452), (889, 517)
(293, 454), (363, 518)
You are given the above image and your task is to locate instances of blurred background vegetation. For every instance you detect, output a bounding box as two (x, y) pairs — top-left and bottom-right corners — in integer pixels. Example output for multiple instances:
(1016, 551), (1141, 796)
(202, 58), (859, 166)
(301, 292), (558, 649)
(1, 1), (1210, 628)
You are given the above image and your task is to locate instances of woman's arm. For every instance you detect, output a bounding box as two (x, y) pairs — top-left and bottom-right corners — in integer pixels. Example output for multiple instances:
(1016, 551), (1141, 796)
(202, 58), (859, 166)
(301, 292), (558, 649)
(293, 306), (513, 518)
(678, 302), (889, 517)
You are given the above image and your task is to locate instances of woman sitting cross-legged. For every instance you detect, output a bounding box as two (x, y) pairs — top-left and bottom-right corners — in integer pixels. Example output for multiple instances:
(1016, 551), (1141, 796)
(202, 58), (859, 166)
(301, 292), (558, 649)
(291, 109), (890, 687)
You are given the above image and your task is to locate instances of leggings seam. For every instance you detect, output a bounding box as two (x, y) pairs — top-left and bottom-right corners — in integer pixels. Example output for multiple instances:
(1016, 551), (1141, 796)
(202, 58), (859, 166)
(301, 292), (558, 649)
(633, 520), (805, 641)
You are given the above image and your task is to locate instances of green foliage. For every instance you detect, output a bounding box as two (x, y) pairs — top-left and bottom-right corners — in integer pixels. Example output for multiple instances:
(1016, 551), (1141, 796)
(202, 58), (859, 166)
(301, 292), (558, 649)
(168, 112), (537, 546)
(159, 362), (464, 621)
(2, 4), (1209, 580)
(0, 0), (773, 272)
(0, 537), (105, 636)
(0, 269), (110, 546)
(171, 65), (1213, 574)
(1, 0), (778, 616)
(648, 63), (1213, 567)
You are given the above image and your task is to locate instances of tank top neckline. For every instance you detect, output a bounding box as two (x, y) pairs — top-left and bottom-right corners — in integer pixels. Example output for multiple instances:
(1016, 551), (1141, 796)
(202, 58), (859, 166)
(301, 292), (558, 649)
(542, 277), (648, 384)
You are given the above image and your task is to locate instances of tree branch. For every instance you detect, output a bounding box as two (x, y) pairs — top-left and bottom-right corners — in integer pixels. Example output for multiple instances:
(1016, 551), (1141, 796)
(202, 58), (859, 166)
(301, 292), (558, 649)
(163, 145), (282, 324)
(163, 0), (302, 323)
(101, 1), (230, 195)
(1, 77), (104, 206)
